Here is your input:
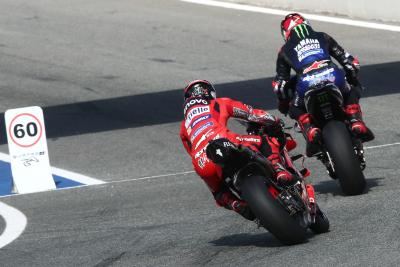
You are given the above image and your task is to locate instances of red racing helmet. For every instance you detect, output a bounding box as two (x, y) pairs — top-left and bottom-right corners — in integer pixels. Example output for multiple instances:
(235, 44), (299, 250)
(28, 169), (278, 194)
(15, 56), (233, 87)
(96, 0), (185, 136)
(183, 80), (216, 101)
(281, 13), (309, 41)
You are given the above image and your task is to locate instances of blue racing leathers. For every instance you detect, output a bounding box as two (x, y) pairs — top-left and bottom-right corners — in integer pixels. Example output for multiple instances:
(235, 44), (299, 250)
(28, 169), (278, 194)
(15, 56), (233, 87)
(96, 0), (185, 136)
(272, 24), (360, 118)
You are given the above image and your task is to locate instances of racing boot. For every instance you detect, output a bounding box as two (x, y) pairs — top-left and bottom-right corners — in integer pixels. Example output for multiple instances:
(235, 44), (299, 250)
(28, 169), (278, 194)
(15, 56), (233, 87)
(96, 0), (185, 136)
(298, 113), (322, 157)
(214, 190), (255, 221)
(345, 104), (374, 142)
(268, 153), (294, 186)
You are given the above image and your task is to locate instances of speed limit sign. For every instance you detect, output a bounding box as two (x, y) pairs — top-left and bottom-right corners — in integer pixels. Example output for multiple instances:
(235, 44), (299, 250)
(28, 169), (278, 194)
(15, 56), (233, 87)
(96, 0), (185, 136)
(9, 113), (43, 147)
(5, 106), (55, 194)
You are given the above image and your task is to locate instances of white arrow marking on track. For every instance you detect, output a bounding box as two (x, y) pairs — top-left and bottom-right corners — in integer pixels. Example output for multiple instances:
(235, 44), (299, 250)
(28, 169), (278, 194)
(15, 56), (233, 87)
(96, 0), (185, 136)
(0, 202), (27, 249)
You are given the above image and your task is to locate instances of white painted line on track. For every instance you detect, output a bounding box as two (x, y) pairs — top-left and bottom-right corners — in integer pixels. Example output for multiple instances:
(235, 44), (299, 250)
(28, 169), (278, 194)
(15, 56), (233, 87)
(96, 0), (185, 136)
(109, 170), (195, 184)
(0, 142), (398, 190)
(105, 141), (400, 184)
(365, 142), (400, 150)
(181, 0), (400, 32)
(0, 202), (27, 249)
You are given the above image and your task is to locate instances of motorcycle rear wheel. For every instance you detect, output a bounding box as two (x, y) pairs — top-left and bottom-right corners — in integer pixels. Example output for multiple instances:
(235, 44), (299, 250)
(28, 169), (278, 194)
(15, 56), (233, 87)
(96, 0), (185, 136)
(322, 120), (366, 195)
(241, 175), (307, 245)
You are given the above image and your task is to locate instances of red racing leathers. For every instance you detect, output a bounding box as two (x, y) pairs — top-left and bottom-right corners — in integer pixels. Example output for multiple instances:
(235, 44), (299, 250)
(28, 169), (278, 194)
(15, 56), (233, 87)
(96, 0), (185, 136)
(180, 97), (285, 214)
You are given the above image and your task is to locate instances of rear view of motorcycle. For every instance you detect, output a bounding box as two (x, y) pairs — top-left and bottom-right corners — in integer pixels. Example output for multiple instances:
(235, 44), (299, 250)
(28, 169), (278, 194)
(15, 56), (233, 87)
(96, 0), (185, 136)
(206, 123), (329, 245)
(303, 82), (371, 195)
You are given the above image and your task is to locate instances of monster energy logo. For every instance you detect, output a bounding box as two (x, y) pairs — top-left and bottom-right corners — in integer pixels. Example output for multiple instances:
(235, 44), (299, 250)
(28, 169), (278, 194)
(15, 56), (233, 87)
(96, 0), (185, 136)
(294, 24), (309, 39)
(317, 93), (329, 103)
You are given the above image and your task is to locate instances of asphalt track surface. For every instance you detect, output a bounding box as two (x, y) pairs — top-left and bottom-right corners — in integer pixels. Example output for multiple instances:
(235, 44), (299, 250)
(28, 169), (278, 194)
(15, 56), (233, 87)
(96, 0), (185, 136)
(0, 0), (399, 266)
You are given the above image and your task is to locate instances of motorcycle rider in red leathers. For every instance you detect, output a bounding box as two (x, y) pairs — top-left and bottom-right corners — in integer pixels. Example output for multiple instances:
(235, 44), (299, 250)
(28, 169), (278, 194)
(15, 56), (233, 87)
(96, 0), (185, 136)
(180, 80), (293, 220)
(272, 13), (374, 156)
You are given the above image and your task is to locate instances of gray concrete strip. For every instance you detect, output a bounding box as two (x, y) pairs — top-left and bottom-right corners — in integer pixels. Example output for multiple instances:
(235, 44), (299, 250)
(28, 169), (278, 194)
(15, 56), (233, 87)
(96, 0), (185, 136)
(220, 0), (400, 23)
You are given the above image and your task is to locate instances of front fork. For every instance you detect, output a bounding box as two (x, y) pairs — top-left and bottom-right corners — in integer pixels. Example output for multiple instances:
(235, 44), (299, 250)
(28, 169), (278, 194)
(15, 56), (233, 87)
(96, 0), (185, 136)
(316, 137), (366, 180)
(316, 150), (337, 179)
(348, 121), (367, 170)
(353, 139), (366, 170)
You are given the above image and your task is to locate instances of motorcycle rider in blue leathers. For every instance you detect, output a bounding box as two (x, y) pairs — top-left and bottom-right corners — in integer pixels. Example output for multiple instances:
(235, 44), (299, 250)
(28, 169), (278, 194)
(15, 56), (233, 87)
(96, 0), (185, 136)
(272, 13), (374, 156)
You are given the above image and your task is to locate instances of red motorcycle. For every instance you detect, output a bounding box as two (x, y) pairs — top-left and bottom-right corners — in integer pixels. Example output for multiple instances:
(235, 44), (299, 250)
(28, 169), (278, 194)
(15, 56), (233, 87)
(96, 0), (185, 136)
(206, 122), (329, 245)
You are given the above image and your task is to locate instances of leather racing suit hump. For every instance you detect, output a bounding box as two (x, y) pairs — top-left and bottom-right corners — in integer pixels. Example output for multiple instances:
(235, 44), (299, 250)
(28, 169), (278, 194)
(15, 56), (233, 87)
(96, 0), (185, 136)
(180, 96), (290, 219)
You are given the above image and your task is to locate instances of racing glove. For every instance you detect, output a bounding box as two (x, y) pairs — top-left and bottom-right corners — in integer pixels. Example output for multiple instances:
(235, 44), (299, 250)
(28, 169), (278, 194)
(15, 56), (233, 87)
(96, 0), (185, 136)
(343, 55), (360, 86)
(266, 118), (286, 149)
(272, 79), (293, 101)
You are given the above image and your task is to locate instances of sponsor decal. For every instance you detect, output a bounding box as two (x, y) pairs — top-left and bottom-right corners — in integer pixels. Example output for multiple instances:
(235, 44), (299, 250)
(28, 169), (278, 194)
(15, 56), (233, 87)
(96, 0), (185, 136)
(194, 145), (207, 159)
(294, 38), (323, 62)
(198, 158), (205, 168)
(193, 129), (215, 150)
(302, 68), (335, 86)
(183, 98), (209, 114)
(190, 122), (213, 142)
(317, 93), (330, 104)
(190, 114), (211, 129)
(223, 141), (235, 148)
(236, 136), (261, 143)
(197, 153), (209, 169)
(293, 24), (309, 39)
(194, 137), (205, 151)
(298, 49), (324, 62)
(303, 60), (330, 74)
(185, 106), (210, 128)
(212, 134), (220, 140)
(249, 112), (275, 124)
(233, 107), (249, 119)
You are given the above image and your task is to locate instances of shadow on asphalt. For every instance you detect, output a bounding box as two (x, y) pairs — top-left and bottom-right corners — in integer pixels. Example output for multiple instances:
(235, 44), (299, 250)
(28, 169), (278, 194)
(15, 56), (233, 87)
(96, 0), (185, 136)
(210, 233), (284, 248)
(0, 61), (398, 144)
(313, 177), (384, 196)
(210, 231), (321, 248)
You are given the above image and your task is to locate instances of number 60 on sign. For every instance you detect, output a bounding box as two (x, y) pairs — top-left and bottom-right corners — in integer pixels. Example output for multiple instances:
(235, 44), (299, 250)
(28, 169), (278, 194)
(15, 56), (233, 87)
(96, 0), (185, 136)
(5, 106), (55, 194)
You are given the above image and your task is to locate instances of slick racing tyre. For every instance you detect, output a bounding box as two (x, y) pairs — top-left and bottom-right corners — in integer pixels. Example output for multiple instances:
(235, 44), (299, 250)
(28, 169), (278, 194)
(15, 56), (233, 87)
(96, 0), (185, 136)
(241, 175), (307, 245)
(322, 120), (366, 195)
